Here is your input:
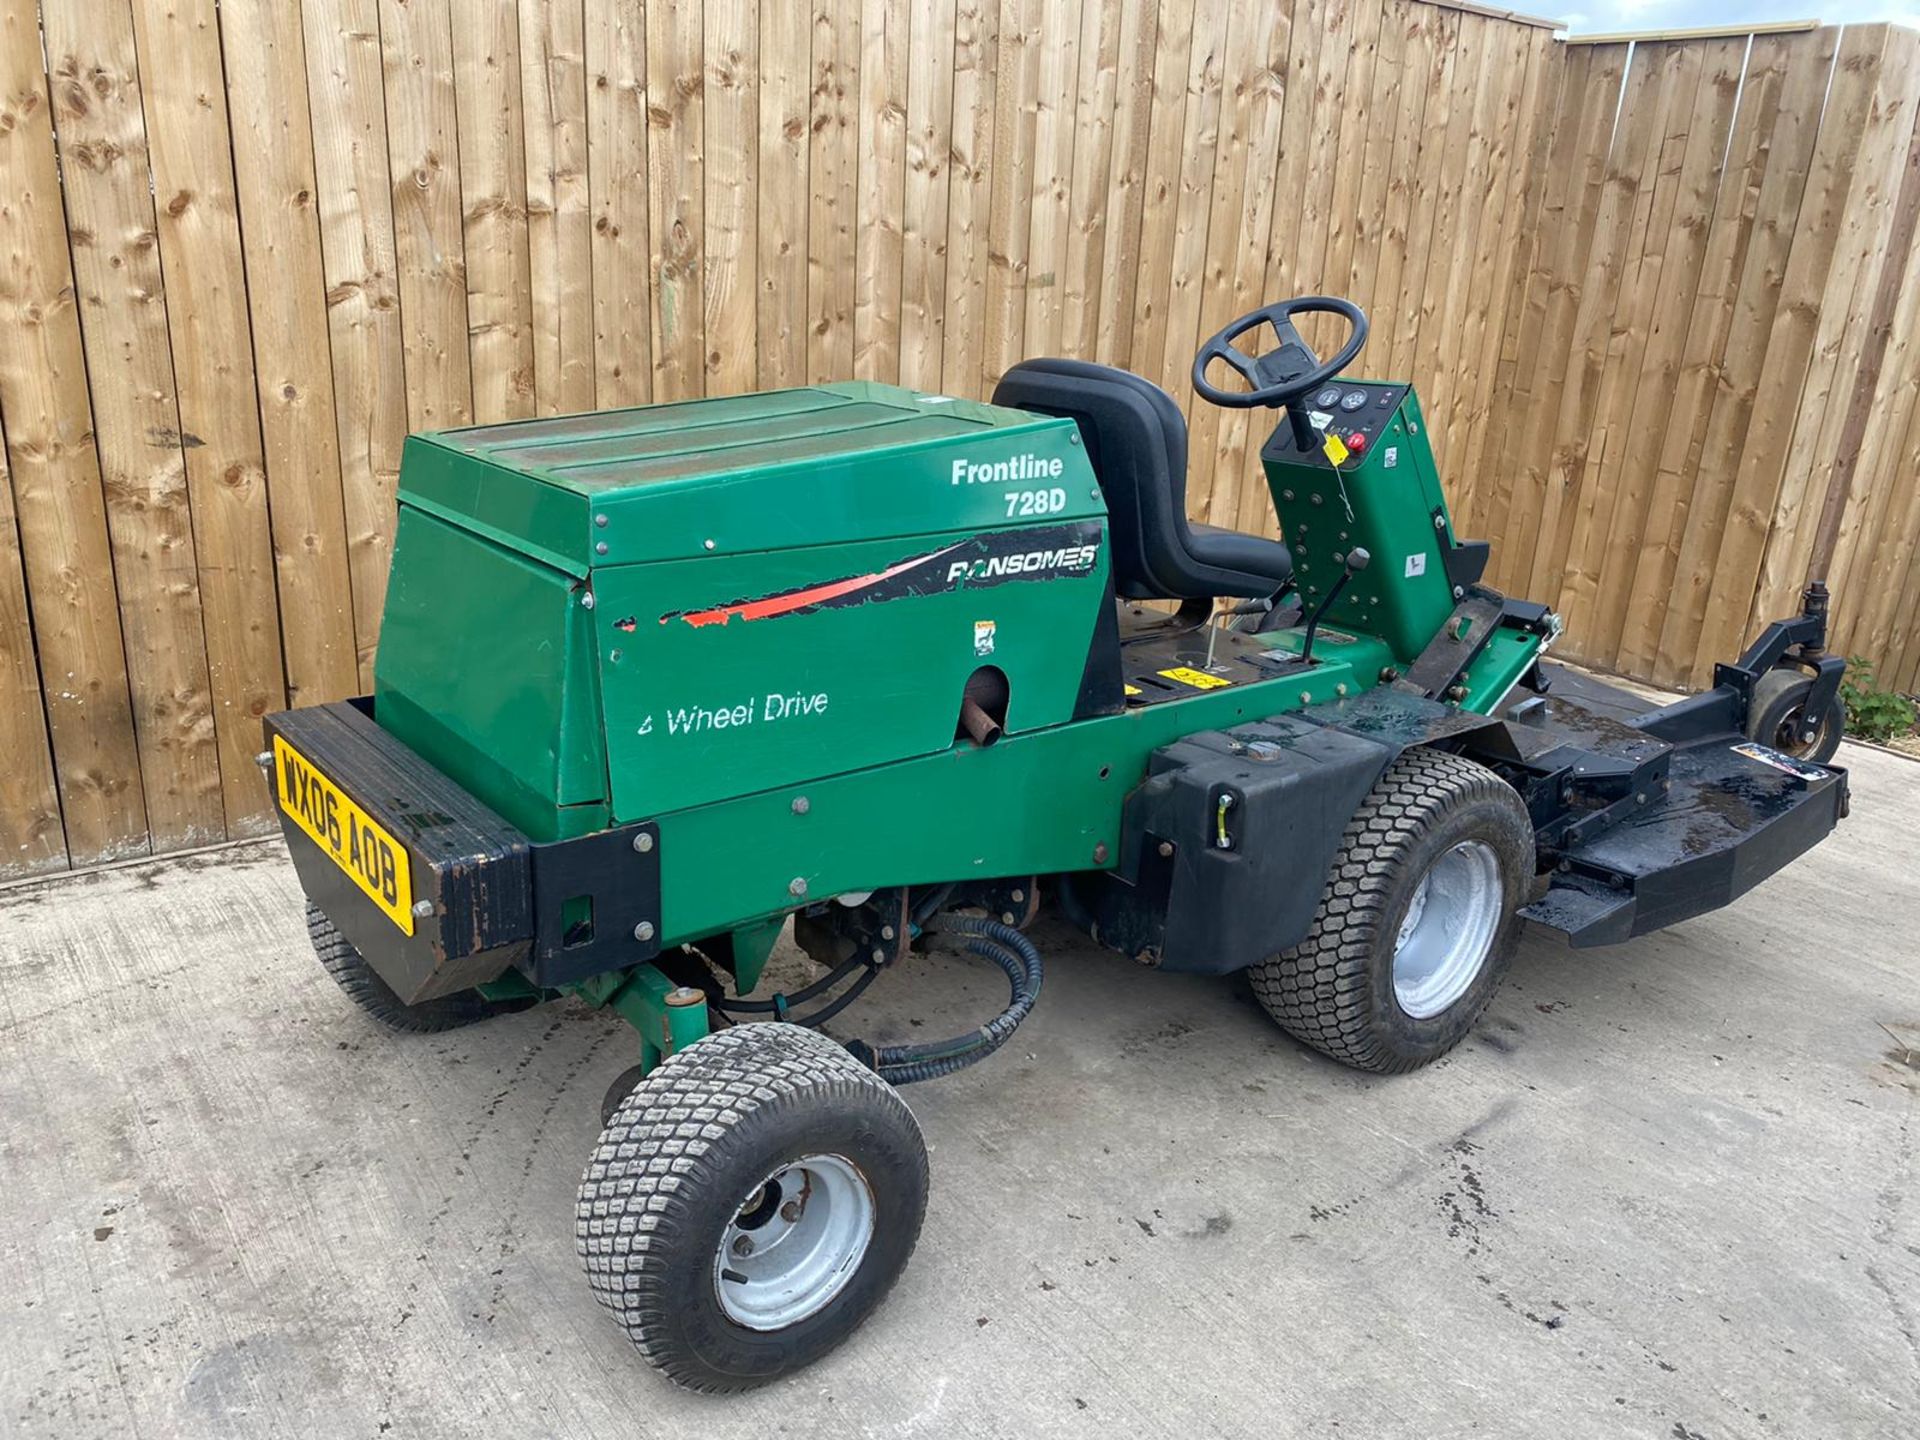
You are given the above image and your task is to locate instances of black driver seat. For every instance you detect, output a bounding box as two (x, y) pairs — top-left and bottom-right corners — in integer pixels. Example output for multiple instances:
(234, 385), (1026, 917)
(991, 359), (1294, 602)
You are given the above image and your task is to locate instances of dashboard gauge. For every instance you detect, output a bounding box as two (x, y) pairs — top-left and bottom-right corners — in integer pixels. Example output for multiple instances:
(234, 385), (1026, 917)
(1340, 389), (1370, 411)
(1313, 386), (1343, 409)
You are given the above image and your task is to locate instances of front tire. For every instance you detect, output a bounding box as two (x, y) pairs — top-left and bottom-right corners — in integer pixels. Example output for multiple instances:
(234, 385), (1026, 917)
(576, 1023), (929, 1393)
(1248, 749), (1534, 1074)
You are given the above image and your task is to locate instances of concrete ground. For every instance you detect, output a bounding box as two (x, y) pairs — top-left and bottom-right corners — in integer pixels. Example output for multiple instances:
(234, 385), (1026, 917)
(1, 745), (1915, 1440)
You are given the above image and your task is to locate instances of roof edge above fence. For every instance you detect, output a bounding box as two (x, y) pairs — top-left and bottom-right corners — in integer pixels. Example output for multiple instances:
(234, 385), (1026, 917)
(1563, 18), (1822, 44)
(1409, 0), (1566, 31)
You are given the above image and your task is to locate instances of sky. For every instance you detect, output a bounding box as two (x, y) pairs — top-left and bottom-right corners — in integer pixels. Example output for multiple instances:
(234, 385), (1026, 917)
(1557, 0), (1920, 34)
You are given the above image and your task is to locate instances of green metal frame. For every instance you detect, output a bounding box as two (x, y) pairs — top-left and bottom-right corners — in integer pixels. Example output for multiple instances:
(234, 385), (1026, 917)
(369, 378), (1547, 1075)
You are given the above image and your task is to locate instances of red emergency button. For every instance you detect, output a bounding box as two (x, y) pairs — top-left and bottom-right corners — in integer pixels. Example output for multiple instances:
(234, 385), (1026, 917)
(1346, 431), (1368, 454)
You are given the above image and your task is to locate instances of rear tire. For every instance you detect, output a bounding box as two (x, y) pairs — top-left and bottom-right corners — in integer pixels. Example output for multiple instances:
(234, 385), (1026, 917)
(1746, 667), (1844, 764)
(577, 1023), (929, 1393)
(1248, 749), (1534, 1074)
(306, 904), (535, 1033)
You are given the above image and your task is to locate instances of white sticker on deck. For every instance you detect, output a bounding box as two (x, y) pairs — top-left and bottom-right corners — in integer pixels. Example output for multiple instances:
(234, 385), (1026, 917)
(1405, 553), (1427, 579)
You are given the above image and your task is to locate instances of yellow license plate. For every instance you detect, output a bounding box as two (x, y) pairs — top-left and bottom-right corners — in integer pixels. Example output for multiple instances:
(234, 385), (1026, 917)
(273, 734), (416, 934)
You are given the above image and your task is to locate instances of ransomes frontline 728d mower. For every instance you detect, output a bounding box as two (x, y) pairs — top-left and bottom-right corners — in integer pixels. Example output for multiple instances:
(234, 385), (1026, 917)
(266, 296), (1849, 1391)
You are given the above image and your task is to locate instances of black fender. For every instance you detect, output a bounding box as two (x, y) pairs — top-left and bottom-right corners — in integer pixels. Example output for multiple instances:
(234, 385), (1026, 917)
(1064, 689), (1512, 974)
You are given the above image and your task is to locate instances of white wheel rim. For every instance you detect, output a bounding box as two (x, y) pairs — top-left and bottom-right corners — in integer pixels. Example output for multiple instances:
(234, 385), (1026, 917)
(1391, 839), (1505, 1020)
(713, 1153), (875, 1330)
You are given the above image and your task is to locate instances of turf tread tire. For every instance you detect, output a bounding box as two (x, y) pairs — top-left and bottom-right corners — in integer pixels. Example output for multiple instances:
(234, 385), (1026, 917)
(306, 904), (533, 1033)
(576, 1023), (928, 1393)
(1247, 748), (1533, 1075)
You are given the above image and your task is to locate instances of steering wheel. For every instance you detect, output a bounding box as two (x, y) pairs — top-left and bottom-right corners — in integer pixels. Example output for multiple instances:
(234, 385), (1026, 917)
(1191, 296), (1369, 415)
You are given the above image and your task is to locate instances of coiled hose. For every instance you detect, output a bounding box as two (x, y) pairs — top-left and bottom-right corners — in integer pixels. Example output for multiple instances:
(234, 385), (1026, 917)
(848, 915), (1044, 1085)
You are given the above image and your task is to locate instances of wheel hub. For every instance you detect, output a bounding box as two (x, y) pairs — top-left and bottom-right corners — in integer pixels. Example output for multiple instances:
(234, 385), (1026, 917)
(1391, 840), (1504, 1019)
(713, 1153), (875, 1330)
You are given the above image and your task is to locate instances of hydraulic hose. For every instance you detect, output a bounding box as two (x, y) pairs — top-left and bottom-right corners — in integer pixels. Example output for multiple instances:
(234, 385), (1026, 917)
(861, 916), (1044, 1086)
(716, 953), (869, 1013)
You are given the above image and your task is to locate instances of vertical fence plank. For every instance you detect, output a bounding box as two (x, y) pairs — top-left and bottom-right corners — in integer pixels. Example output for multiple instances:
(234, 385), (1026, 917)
(1195, 0), (1292, 535)
(647, 0), (705, 399)
(939, 0), (997, 393)
(1317, 0), (1383, 310)
(1090, 0), (1156, 369)
(756, 0), (807, 389)
(305, 0), (410, 688)
(1145, 0), (1227, 407)
(1361, 2), (1431, 385)
(1127, 0), (1193, 387)
(1056, 0), (1120, 364)
(42, 0), (224, 850)
(382, 0), (475, 427)
(521, 0), (599, 414)
(979, 0), (1037, 392)
(131, 0), (287, 835)
(1384, 8), (1457, 387)
(0, 407), (68, 877)
(899, 0), (956, 389)
(1292, 0), (1356, 311)
(1181, 0), (1269, 523)
(453, 0), (537, 421)
(0, 0), (149, 864)
(807, 0), (859, 383)
(1424, 16), (1499, 478)
(1406, 10), (1474, 453)
(703, 0), (758, 395)
(1456, 27), (1554, 530)
(1344, 0), (1405, 327)
(586, 0), (654, 404)
(1842, 212), (1920, 667)
(1437, 17), (1524, 503)
(222, 0), (360, 709)
(853, 0), (907, 382)
(1020, 0), (1081, 364)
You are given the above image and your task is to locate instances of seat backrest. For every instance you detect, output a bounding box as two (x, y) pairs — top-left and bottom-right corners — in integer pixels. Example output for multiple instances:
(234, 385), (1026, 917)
(990, 359), (1192, 601)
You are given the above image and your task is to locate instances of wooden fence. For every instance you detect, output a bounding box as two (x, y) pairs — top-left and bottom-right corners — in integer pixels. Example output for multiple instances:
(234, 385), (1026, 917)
(0, 1), (1914, 878)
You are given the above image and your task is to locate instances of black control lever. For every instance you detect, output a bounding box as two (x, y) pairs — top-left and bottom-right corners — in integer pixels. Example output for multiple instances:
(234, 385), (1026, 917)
(1288, 403), (1320, 454)
(1298, 548), (1369, 668)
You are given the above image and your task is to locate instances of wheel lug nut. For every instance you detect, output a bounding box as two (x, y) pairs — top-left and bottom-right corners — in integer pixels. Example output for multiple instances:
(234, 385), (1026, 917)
(780, 1200), (803, 1222)
(731, 1235), (755, 1257)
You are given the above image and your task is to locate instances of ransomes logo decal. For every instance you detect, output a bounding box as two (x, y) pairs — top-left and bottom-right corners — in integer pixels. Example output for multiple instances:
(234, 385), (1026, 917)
(661, 522), (1103, 628)
(944, 541), (1099, 584)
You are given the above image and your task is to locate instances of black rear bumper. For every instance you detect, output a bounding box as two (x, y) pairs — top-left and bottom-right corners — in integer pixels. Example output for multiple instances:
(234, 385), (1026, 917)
(266, 700), (661, 1003)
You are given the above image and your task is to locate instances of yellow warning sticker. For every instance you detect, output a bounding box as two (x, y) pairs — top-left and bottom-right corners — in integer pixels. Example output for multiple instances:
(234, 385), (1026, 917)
(1322, 432), (1350, 466)
(1158, 666), (1232, 690)
(1123, 683), (1143, 696)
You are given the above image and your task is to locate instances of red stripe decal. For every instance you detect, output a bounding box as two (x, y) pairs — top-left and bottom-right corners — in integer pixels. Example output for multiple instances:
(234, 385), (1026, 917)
(671, 544), (964, 627)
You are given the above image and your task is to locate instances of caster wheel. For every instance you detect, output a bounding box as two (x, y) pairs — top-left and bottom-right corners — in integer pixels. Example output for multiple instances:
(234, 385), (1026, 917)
(576, 1023), (929, 1392)
(1746, 667), (1845, 764)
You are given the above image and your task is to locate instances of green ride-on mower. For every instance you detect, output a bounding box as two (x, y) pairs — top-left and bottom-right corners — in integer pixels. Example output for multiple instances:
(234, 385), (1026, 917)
(265, 295), (1849, 1391)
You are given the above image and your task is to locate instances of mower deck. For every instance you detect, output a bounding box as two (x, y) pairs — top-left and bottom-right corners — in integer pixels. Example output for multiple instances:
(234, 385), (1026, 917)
(1507, 668), (1848, 947)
